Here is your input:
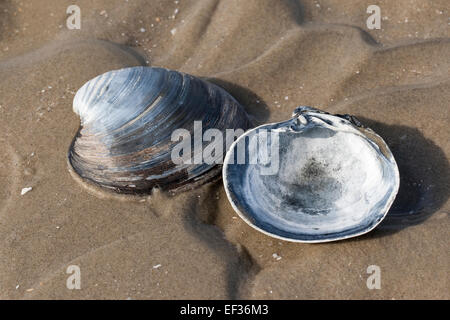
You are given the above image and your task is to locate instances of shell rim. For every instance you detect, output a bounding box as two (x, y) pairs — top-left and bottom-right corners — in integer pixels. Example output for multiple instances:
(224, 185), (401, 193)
(222, 113), (400, 243)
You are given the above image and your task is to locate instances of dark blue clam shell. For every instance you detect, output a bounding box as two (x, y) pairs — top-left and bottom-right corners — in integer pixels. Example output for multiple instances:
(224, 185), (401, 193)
(223, 107), (399, 243)
(68, 67), (251, 194)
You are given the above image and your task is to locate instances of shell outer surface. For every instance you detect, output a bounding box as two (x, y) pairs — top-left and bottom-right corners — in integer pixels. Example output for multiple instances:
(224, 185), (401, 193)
(68, 67), (251, 194)
(223, 107), (400, 243)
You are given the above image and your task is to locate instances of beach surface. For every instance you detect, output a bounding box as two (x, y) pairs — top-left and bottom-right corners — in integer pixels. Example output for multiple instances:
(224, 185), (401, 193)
(0, 0), (448, 299)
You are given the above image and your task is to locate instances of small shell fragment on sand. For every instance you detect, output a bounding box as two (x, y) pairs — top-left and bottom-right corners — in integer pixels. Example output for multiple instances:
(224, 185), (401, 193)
(21, 187), (32, 195)
(272, 253), (282, 261)
(153, 264), (162, 269)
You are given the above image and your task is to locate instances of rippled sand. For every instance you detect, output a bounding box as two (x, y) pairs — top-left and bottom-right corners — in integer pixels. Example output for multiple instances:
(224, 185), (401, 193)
(0, 0), (448, 299)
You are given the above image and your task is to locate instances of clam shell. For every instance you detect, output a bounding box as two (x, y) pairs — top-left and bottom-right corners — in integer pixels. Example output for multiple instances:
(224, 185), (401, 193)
(68, 67), (251, 194)
(223, 107), (400, 243)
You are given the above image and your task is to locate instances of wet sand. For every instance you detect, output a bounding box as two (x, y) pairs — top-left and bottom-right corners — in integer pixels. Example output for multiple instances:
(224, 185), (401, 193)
(0, 0), (448, 299)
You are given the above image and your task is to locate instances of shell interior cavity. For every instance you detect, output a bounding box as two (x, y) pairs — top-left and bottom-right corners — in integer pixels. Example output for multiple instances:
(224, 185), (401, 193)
(68, 67), (251, 194)
(223, 107), (400, 243)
